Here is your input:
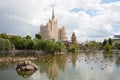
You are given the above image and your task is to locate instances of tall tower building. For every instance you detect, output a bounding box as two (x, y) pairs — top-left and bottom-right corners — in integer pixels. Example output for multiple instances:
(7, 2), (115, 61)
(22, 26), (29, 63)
(58, 26), (68, 41)
(71, 32), (77, 43)
(40, 9), (68, 41)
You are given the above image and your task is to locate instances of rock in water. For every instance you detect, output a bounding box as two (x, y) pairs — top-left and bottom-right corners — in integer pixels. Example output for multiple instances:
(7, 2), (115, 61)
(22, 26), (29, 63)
(16, 61), (38, 71)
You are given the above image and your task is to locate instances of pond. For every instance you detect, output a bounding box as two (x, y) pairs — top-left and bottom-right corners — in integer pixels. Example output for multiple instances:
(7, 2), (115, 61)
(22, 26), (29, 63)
(0, 51), (120, 80)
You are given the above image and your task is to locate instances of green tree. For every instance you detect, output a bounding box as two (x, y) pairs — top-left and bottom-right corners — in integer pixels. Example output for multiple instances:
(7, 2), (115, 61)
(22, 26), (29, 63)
(54, 41), (65, 52)
(102, 39), (107, 46)
(9, 36), (26, 49)
(39, 39), (48, 51)
(45, 40), (55, 53)
(27, 40), (34, 49)
(114, 43), (120, 50)
(0, 33), (9, 39)
(68, 42), (79, 52)
(25, 35), (31, 40)
(73, 42), (79, 50)
(108, 38), (112, 46)
(68, 44), (75, 52)
(35, 34), (41, 39)
(4, 39), (11, 50)
(0, 38), (11, 50)
(33, 38), (40, 50)
(104, 42), (112, 51)
(34, 39), (48, 51)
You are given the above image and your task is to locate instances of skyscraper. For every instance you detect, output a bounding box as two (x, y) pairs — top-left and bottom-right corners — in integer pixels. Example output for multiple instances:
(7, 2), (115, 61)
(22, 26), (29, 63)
(40, 9), (68, 41)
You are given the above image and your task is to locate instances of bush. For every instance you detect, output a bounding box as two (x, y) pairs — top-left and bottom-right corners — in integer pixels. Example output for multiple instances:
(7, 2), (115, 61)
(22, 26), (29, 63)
(0, 38), (11, 50)
(104, 42), (112, 51)
(114, 43), (120, 50)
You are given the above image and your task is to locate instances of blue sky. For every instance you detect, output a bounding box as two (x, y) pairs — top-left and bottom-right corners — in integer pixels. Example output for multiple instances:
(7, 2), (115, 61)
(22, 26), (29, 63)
(102, 0), (120, 3)
(0, 0), (120, 42)
(70, 8), (98, 16)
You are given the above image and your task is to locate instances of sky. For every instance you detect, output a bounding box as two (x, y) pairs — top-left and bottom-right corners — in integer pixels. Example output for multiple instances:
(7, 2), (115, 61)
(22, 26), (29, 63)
(0, 0), (120, 42)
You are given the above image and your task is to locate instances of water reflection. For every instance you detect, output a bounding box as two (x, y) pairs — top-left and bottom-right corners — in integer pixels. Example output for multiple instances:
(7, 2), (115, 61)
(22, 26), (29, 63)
(71, 53), (78, 68)
(0, 62), (14, 71)
(0, 51), (120, 80)
(47, 61), (58, 80)
(115, 54), (120, 67)
(17, 70), (36, 78)
(38, 54), (68, 80)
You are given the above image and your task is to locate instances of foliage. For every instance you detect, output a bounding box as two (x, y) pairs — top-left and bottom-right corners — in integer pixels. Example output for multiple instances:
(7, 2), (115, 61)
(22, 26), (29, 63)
(13, 37), (26, 49)
(35, 34), (41, 39)
(68, 42), (79, 52)
(45, 40), (55, 53)
(114, 43), (120, 50)
(33, 38), (40, 50)
(33, 39), (66, 53)
(54, 41), (65, 52)
(84, 41), (100, 50)
(0, 33), (9, 39)
(108, 38), (112, 46)
(67, 44), (75, 52)
(101, 38), (113, 50)
(104, 42), (112, 51)
(0, 33), (66, 54)
(39, 39), (48, 51)
(102, 39), (107, 46)
(0, 38), (11, 50)
(26, 39), (34, 49)
(25, 35), (31, 40)
(73, 42), (79, 50)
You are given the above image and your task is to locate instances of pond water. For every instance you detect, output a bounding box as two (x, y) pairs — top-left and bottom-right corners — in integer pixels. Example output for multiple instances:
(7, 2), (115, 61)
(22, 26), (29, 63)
(0, 51), (120, 80)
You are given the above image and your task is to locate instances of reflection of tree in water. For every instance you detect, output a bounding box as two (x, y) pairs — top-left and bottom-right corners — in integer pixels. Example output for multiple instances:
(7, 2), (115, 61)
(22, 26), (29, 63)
(57, 55), (68, 72)
(103, 50), (113, 62)
(116, 57), (120, 66)
(38, 54), (68, 80)
(0, 62), (11, 71)
(71, 53), (78, 68)
(115, 52), (120, 66)
(17, 70), (36, 78)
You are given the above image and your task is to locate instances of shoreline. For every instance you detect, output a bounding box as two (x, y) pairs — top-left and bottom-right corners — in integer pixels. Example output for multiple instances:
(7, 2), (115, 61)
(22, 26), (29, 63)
(0, 57), (37, 63)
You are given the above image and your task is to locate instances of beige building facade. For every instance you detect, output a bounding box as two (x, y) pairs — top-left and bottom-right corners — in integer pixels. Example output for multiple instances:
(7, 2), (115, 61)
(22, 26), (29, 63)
(40, 10), (68, 41)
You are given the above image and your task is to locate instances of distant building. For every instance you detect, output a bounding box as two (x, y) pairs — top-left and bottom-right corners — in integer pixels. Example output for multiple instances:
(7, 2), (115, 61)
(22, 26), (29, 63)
(114, 35), (120, 38)
(40, 9), (68, 41)
(8, 34), (20, 38)
(112, 35), (120, 45)
(71, 32), (77, 43)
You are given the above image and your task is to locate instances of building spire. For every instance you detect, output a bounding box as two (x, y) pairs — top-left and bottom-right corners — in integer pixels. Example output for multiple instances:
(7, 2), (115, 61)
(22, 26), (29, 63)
(52, 9), (55, 19)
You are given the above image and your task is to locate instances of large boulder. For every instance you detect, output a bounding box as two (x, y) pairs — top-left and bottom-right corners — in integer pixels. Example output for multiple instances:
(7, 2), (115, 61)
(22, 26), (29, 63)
(16, 61), (38, 71)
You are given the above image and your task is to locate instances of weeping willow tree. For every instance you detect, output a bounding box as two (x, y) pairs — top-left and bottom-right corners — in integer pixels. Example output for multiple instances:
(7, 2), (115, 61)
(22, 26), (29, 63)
(0, 38), (11, 50)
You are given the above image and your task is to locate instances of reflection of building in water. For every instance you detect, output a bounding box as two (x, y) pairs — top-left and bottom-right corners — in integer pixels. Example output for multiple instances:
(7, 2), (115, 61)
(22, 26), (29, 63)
(58, 56), (68, 72)
(47, 61), (58, 80)
(71, 53), (78, 68)
(40, 9), (68, 41)
(39, 55), (68, 78)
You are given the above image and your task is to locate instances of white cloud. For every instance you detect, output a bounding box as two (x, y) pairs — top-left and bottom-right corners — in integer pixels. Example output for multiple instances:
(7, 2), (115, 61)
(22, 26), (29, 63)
(0, 0), (120, 42)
